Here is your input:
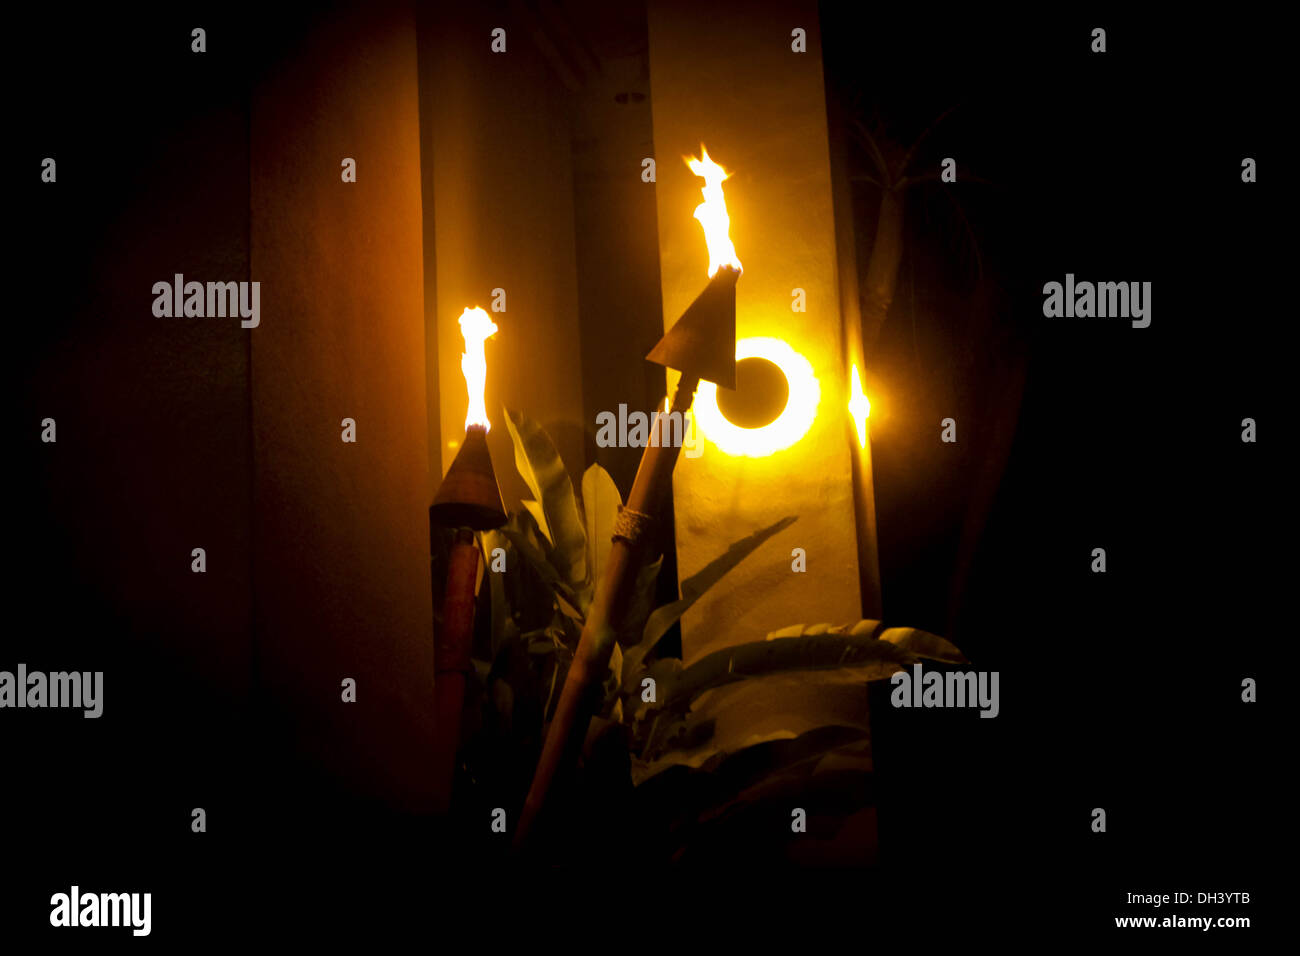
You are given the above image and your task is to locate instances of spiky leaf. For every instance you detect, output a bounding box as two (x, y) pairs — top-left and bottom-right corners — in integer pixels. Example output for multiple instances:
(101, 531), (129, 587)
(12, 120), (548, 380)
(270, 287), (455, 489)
(626, 515), (797, 676)
(502, 408), (588, 590)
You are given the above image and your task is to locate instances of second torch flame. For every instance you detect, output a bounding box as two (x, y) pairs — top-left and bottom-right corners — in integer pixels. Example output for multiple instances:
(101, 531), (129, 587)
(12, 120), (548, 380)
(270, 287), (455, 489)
(687, 146), (743, 277)
(458, 306), (498, 432)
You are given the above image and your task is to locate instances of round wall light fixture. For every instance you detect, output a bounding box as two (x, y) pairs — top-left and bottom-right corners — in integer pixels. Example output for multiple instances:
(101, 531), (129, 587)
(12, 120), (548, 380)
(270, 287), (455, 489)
(693, 337), (820, 457)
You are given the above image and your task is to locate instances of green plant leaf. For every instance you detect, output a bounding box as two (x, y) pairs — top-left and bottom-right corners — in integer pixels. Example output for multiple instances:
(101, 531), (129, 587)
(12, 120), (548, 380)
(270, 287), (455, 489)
(626, 514), (797, 675)
(520, 500), (550, 543)
(631, 625), (966, 756)
(600, 641), (624, 717)
(555, 590), (584, 622)
(765, 619), (883, 641)
(581, 463), (621, 605)
(624, 656), (682, 740)
(480, 529), (509, 656)
(608, 640), (623, 687)
(634, 671), (875, 783)
(509, 505), (548, 552)
(652, 632), (912, 717)
(878, 627), (968, 664)
(500, 526), (565, 594)
(503, 408), (588, 591)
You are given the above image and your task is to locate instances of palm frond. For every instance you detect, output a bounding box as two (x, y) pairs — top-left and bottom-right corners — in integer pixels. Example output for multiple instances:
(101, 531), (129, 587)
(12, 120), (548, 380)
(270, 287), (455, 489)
(849, 118), (892, 186)
(898, 102), (961, 178)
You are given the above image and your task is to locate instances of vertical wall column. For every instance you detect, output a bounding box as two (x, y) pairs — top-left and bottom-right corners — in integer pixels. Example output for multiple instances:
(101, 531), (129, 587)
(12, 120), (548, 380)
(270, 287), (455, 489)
(827, 84), (885, 621)
(250, 2), (436, 810)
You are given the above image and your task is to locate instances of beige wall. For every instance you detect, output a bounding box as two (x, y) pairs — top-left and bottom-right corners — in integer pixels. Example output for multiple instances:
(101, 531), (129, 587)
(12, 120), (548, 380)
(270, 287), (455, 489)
(250, 3), (436, 811)
(647, 0), (862, 662)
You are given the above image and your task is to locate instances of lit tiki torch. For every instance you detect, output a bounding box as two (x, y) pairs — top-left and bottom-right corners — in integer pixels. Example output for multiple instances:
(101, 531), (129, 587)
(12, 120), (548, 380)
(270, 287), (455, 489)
(515, 147), (741, 846)
(429, 307), (506, 813)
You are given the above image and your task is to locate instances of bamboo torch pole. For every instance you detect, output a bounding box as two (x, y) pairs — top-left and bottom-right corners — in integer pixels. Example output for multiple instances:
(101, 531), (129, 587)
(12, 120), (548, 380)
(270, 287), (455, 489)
(515, 147), (742, 848)
(514, 371), (702, 845)
(430, 310), (506, 813)
(430, 526), (481, 813)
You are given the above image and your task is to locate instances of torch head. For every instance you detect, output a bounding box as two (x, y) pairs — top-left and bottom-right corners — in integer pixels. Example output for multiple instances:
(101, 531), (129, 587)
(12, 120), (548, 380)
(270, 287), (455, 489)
(646, 265), (739, 390)
(430, 425), (507, 531)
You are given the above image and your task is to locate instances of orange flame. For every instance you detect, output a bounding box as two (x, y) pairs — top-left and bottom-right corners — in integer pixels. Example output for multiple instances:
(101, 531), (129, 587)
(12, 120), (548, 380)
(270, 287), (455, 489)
(686, 146), (742, 277)
(458, 306), (498, 431)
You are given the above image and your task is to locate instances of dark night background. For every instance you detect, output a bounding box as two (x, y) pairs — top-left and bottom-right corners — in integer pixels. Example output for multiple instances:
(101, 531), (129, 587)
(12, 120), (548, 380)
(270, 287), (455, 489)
(6, 1), (1279, 941)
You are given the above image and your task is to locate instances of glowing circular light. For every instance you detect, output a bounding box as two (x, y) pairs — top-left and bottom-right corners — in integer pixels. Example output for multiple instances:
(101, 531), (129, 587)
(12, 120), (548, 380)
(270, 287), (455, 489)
(693, 337), (820, 457)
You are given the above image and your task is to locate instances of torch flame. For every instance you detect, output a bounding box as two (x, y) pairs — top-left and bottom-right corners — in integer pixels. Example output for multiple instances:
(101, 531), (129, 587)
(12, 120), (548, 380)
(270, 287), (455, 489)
(848, 363), (871, 449)
(458, 306), (498, 431)
(686, 146), (742, 277)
